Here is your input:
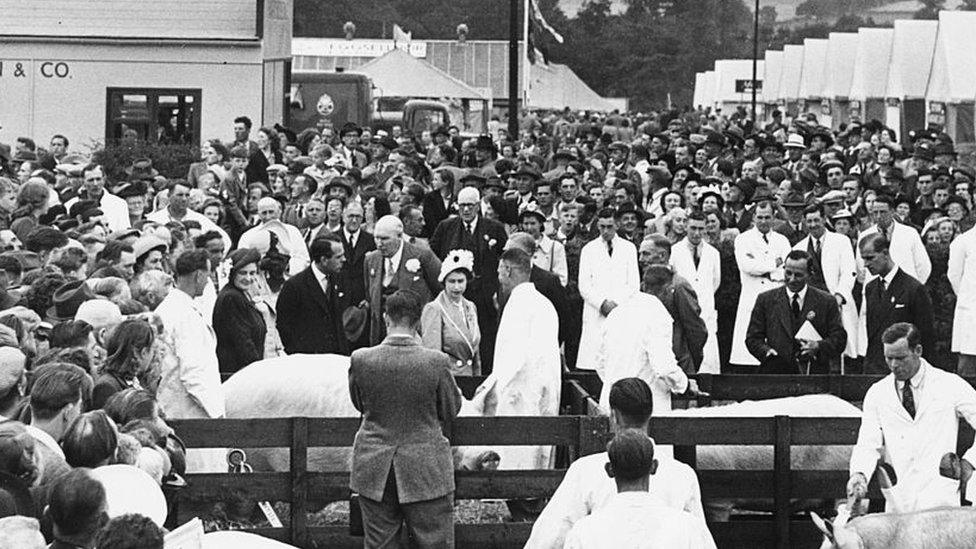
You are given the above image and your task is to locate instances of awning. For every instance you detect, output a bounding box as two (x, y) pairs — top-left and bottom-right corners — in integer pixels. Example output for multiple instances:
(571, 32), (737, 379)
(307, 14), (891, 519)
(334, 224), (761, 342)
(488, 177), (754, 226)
(799, 39), (828, 100)
(886, 20), (937, 100)
(763, 50), (783, 104)
(925, 10), (976, 104)
(848, 28), (894, 100)
(821, 33), (858, 100)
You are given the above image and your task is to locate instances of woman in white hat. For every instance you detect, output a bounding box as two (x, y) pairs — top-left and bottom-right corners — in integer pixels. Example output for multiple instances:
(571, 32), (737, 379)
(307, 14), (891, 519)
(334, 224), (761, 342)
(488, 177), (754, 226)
(419, 249), (481, 376)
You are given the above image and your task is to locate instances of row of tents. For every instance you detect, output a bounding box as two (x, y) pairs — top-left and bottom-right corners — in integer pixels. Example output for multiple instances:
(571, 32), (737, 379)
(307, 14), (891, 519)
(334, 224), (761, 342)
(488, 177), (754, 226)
(692, 10), (976, 146)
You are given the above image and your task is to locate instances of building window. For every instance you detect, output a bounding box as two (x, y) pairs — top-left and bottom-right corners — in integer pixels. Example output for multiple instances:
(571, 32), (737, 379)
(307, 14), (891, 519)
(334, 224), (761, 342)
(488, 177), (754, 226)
(105, 88), (202, 146)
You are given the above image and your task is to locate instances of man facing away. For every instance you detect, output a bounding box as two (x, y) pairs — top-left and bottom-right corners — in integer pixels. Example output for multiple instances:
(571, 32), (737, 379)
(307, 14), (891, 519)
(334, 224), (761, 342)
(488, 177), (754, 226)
(349, 291), (461, 548)
(527, 377), (714, 549)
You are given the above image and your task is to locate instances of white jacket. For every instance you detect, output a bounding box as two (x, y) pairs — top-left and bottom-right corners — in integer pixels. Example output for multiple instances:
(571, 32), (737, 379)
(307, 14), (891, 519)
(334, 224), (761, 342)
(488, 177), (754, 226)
(857, 222), (931, 284)
(730, 228), (791, 365)
(794, 231), (858, 358)
(533, 235), (569, 286)
(564, 492), (713, 549)
(949, 227), (976, 355)
(525, 448), (713, 549)
(850, 360), (976, 512)
(671, 238), (722, 372)
(577, 236), (640, 370)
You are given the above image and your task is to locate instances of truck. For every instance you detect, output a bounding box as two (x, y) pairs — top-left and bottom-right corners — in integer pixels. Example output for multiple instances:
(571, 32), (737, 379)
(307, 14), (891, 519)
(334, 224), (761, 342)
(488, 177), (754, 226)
(289, 71), (451, 135)
(288, 71), (488, 136)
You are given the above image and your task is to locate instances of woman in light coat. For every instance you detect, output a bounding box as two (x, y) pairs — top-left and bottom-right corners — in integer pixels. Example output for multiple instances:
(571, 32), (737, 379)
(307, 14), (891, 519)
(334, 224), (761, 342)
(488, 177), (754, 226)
(420, 249), (481, 376)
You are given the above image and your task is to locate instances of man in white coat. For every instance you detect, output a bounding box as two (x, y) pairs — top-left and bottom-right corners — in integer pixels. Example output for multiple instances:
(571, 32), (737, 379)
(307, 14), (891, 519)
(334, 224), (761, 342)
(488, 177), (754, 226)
(856, 194), (930, 284)
(238, 197), (310, 276)
(948, 225), (976, 376)
(488, 247), (560, 471)
(670, 211), (721, 373)
(730, 201), (791, 367)
(155, 249), (226, 473)
(525, 378), (714, 549)
(577, 208), (640, 370)
(848, 323), (976, 513)
(794, 203), (858, 364)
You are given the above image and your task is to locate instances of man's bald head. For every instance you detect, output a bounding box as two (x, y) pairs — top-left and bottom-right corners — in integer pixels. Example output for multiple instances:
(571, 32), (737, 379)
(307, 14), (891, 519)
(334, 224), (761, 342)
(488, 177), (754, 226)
(504, 232), (537, 254)
(458, 187), (481, 203)
(374, 215), (403, 237)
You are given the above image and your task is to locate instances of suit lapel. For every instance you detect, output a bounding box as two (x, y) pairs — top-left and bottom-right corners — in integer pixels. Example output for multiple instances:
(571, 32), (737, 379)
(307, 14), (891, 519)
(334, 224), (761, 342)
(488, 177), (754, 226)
(303, 269), (329, 310)
(775, 288), (793, 335)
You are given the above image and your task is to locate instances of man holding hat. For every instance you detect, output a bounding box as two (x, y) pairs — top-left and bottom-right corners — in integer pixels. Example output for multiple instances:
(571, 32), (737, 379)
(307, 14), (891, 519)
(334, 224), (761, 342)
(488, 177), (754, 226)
(277, 235), (350, 355)
(514, 165), (542, 213)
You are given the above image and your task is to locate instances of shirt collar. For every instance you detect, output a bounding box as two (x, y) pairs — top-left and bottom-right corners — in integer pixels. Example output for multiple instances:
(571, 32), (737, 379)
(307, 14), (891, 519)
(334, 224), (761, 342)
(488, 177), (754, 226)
(464, 216), (479, 232)
(897, 360), (926, 391)
(882, 265), (900, 287)
(787, 285), (808, 303)
(312, 262), (329, 281)
(388, 242), (404, 269)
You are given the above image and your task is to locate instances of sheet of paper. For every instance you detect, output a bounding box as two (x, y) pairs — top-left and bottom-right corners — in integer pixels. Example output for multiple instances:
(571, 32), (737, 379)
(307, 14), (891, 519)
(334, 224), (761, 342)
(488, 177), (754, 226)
(164, 517), (204, 549)
(794, 320), (823, 342)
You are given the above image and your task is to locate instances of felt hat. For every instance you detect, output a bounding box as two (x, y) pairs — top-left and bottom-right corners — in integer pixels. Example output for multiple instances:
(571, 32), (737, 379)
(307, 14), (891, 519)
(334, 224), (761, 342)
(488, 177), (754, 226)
(132, 235), (169, 262)
(819, 189), (846, 204)
(342, 304), (368, 343)
(46, 279), (98, 322)
(339, 122), (362, 138)
(91, 464), (168, 526)
(781, 191), (808, 208)
(783, 133), (806, 149)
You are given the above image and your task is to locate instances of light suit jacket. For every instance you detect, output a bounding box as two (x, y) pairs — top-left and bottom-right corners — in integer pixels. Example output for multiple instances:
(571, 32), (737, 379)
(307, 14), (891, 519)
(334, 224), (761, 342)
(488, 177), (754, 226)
(730, 228), (791, 365)
(794, 231), (858, 357)
(670, 238), (721, 317)
(577, 235), (639, 370)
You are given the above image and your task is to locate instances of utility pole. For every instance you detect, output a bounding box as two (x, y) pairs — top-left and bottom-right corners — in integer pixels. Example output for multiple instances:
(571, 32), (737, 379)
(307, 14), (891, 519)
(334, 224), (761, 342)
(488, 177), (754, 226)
(751, 0), (759, 124)
(508, 0), (520, 139)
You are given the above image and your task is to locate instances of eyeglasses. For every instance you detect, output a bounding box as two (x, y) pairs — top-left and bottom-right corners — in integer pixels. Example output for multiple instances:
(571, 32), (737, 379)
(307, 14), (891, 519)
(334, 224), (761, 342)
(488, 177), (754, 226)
(458, 203), (478, 208)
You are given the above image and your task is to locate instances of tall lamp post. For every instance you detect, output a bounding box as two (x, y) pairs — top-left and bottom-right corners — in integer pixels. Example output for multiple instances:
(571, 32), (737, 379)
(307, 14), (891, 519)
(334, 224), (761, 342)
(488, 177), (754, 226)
(751, 0), (759, 124)
(508, 0), (520, 139)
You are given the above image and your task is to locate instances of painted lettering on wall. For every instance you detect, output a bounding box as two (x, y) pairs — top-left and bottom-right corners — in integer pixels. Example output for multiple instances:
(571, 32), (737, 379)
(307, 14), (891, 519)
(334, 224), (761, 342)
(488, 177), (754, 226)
(0, 61), (71, 78)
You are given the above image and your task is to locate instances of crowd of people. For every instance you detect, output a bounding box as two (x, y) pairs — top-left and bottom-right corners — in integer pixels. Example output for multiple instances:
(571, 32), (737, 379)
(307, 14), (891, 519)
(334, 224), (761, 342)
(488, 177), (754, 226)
(0, 104), (975, 547)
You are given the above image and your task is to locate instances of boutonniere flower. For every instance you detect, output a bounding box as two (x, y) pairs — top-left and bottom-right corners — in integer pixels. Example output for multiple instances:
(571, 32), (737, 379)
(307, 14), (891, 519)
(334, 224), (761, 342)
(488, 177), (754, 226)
(483, 234), (490, 241)
(405, 258), (421, 273)
(370, 267), (376, 277)
(489, 238), (498, 247)
(806, 311), (816, 321)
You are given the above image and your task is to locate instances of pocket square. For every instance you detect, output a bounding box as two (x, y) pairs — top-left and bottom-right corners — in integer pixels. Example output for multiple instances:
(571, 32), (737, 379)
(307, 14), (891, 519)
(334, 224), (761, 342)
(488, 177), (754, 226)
(894, 303), (905, 309)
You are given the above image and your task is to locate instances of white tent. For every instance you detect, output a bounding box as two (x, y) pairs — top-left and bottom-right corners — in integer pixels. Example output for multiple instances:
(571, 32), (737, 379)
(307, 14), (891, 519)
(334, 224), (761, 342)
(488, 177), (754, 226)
(763, 50), (783, 107)
(799, 38), (829, 124)
(778, 44), (805, 114)
(885, 20), (938, 141)
(694, 72), (708, 108)
(713, 59), (764, 113)
(821, 32), (859, 128)
(926, 10), (976, 144)
(700, 71), (717, 109)
(849, 27), (894, 122)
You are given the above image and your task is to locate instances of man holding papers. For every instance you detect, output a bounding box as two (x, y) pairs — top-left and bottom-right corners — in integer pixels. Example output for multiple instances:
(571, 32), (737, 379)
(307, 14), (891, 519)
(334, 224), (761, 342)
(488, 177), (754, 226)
(745, 250), (847, 374)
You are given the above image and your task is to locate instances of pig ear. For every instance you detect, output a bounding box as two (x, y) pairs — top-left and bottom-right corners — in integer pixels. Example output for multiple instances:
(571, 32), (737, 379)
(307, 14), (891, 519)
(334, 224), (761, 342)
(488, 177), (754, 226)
(810, 512), (836, 542)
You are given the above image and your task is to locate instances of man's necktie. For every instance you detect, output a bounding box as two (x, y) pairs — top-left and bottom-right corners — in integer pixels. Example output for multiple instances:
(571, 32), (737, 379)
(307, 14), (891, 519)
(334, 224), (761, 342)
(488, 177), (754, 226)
(902, 383), (916, 419)
(814, 238), (822, 257)
(465, 221), (474, 235)
(692, 245), (700, 269)
(879, 278), (887, 298)
(383, 257), (395, 287)
(607, 240), (614, 257)
(762, 233), (769, 244)
(791, 293), (801, 319)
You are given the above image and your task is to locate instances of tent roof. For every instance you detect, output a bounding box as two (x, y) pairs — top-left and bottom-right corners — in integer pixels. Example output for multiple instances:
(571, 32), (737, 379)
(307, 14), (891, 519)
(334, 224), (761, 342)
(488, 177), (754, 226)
(526, 62), (615, 111)
(886, 20), (938, 99)
(763, 51), (784, 103)
(712, 59), (764, 103)
(778, 45), (804, 101)
(356, 47), (486, 100)
(799, 39), (828, 99)
(701, 71), (717, 108)
(926, 10), (976, 104)
(848, 28), (894, 100)
(821, 33), (859, 100)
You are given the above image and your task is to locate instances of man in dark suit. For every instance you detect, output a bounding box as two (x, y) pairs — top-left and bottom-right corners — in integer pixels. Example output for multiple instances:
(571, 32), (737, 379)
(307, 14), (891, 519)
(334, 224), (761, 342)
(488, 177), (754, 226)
(746, 250), (847, 374)
(338, 201), (375, 350)
(773, 191), (808, 246)
(502, 232), (569, 344)
(430, 187), (508, 373)
(298, 196), (329, 246)
(364, 215), (441, 345)
(858, 233), (935, 374)
(349, 291), (461, 548)
(276, 236), (349, 355)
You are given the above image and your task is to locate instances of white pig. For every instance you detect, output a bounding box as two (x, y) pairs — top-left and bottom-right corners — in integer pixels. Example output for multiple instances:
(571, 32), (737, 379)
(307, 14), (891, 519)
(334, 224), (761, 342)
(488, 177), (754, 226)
(812, 506), (976, 549)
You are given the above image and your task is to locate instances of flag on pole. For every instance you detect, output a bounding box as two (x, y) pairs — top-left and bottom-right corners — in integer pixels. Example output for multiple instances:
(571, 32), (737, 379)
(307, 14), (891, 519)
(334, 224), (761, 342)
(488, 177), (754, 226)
(526, 0), (563, 64)
(392, 24), (411, 47)
(530, 0), (563, 43)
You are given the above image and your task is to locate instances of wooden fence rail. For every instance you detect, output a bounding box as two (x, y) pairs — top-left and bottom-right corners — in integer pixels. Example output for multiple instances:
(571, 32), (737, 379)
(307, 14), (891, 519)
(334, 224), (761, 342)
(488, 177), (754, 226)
(169, 412), (975, 549)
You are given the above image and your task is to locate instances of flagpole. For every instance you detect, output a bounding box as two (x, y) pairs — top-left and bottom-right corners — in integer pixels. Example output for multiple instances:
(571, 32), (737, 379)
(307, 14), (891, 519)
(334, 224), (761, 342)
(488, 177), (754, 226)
(523, 0), (531, 110)
(508, 0), (519, 139)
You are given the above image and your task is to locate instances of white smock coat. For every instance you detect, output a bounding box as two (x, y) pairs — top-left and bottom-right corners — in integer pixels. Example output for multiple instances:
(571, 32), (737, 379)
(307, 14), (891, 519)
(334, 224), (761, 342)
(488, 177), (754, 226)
(577, 235), (639, 370)
(794, 231), (858, 358)
(564, 492), (713, 549)
(155, 287), (227, 473)
(850, 360), (976, 512)
(670, 238), (722, 373)
(481, 282), (560, 470)
(730, 228), (791, 365)
(949, 227), (976, 355)
(595, 292), (688, 416)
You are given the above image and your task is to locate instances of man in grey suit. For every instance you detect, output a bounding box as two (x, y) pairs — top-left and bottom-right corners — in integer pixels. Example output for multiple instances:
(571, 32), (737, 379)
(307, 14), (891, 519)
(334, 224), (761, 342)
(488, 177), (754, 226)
(349, 291), (462, 548)
(364, 215), (442, 344)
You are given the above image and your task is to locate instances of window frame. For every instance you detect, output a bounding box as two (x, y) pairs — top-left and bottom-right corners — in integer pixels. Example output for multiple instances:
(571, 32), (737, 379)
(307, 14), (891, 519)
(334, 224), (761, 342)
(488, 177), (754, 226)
(105, 87), (203, 147)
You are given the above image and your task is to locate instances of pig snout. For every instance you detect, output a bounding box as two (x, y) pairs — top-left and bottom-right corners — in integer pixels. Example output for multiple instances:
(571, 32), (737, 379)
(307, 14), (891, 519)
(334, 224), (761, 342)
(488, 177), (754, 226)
(454, 447), (501, 471)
